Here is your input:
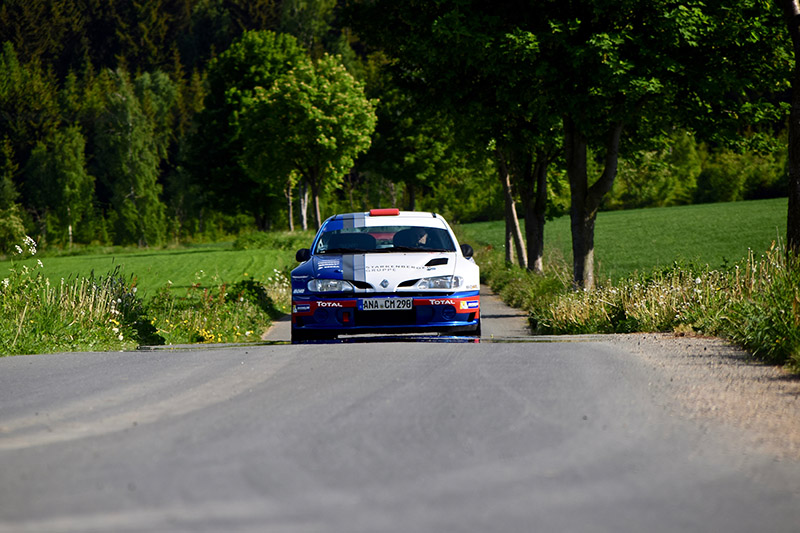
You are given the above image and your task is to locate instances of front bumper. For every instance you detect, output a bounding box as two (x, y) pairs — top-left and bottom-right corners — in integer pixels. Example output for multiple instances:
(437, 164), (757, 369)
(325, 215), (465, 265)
(291, 290), (480, 335)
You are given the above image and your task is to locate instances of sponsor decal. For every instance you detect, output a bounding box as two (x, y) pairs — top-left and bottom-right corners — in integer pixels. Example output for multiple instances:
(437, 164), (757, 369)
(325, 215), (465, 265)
(293, 288), (305, 294)
(429, 299), (455, 306)
(460, 300), (480, 310)
(365, 264), (428, 274)
(318, 301), (344, 308)
(293, 304), (311, 313)
(317, 259), (341, 269)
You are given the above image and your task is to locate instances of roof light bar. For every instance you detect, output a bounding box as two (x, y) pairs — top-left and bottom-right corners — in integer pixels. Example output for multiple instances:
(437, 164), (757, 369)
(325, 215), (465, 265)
(369, 208), (400, 216)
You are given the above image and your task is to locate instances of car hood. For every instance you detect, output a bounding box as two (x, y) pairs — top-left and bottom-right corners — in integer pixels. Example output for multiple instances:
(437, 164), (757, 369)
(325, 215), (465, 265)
(312, 252), (458, 290)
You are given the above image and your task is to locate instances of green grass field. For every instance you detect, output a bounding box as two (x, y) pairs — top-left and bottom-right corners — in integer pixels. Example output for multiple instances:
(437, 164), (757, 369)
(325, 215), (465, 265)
(459, 197), (788, 281)
(1, 243), (300, 300)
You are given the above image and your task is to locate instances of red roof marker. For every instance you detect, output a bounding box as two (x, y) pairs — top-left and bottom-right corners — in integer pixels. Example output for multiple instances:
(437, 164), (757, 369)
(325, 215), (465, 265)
(369, 208), (400, 216)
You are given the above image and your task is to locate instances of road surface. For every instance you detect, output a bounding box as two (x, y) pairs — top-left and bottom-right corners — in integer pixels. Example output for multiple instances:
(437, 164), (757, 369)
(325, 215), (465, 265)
(0, 288), (799, 532)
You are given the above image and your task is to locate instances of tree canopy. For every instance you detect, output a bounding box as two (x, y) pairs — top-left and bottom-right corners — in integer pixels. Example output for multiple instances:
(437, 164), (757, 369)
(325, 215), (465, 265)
(241, 53), (377, 229)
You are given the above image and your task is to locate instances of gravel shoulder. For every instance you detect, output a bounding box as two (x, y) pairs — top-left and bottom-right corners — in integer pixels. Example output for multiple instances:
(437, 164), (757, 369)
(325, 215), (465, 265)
(604, 333), (800, 461)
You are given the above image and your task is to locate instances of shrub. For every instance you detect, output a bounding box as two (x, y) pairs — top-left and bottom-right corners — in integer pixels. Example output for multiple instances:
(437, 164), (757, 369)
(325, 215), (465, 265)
(513, 242), (800, 370)
(0, 237), (140, 355)
(725, 248), (800, 369)
(146, 271), (288, 345)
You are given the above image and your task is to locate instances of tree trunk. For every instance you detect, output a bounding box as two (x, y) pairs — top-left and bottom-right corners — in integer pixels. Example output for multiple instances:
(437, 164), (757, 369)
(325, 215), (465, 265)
(67, 206), (73, 248)
(496, 149), (527, 268)
(285, 181), (294, 232)
(781, 0), (800, 256)
(309, 172), (323, 230)
(299, 182), (309, 231)
(564, 116), (623, 289)
(408, 183), (416, 211)
(517, 150), (549, 274)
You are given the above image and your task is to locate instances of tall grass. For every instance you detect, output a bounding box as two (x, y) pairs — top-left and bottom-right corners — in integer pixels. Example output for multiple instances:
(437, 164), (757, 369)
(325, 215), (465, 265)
(480, 243), (800, 370)
(1, 239), (135, 354)
(1, 236), (292, 355)
(466, 199), (799, 370)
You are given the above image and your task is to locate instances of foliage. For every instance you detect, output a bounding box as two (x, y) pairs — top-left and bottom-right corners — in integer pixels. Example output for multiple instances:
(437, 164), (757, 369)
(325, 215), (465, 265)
(726, 248), (800, 368)
(523, 245), (800, 370)
(240, 52), (377, 228)
(418, 160), (503, 223)
(188, 30), (308, 228)
(0, 237), (138, 355)
(0, 207), (27, 254)
(465, 198), (798, 369)
(146, 279), (274, 345)
(0, 236), (292, 355)
(94, 69), (167, 246)
(23, 125), (95, 245)
(351, 0), (790, 286)
(0, 42), (60, 166)
(0, 137), (19, 210)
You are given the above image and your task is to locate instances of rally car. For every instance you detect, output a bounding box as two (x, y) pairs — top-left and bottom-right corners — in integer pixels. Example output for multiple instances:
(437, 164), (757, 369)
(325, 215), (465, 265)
(290, 209), (480, 342)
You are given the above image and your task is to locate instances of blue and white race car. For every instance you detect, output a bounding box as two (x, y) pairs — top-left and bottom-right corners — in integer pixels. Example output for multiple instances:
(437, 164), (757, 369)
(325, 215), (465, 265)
(291, 209), (480, 342)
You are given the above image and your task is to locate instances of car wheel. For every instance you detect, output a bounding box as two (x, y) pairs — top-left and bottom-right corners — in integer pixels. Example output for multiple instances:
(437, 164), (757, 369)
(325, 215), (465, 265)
(453, 319), (481, 338)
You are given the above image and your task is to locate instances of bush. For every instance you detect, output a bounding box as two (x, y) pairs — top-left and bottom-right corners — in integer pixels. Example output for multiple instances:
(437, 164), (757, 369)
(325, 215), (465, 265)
(725, 249), (800, 368)
(146, 277), (278, 345)
(509, 242), (800, 370)
(0, 237), (140, 355)
(1, 236), (289, 354)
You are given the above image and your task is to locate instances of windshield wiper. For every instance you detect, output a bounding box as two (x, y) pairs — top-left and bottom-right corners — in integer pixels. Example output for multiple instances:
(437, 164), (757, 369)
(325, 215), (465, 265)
(319, 247), (373, 254)
(373, 246), (453, 253)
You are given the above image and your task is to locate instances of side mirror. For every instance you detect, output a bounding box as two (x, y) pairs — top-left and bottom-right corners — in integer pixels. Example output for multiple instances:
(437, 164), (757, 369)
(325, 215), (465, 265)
(295, 248), (312, 262)
(460, 244), (474, 259)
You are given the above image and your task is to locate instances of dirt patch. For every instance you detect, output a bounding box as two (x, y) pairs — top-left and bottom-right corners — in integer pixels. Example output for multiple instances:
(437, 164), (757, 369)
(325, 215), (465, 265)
(605, 333), (800, 461)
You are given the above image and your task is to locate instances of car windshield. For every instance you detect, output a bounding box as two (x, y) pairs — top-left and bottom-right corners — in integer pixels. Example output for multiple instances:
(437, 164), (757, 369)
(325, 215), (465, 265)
(315, 226), (456, 254)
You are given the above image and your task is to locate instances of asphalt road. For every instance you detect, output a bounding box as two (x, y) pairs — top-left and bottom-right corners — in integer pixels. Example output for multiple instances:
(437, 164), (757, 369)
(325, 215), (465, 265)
(1, 289), (799, 532)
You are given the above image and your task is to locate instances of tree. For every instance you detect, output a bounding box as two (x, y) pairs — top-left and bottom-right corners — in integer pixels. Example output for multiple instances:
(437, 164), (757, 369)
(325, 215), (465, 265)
(0, 42), (60, 172)
(241, 53), (377, 229)
(359, 61), (462, 212)
(348, 1), (560, 272)
(94, 69), (166, 246)
(0, 137), (25, 253)
(186, 30), (307, 229)
(779, 0), (800, 256)
(24, 126), (95, 246)
(542, 1), (787, 287)
(352, 1), (787, 285)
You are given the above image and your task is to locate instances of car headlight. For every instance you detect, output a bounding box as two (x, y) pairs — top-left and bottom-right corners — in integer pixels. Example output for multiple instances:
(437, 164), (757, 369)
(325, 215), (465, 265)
(307, 279), (355, 292)
(417, 275), (463, 290)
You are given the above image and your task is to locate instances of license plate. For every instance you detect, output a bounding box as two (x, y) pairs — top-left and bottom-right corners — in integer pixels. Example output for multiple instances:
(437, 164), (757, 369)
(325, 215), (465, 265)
(360, 298), (413, 311)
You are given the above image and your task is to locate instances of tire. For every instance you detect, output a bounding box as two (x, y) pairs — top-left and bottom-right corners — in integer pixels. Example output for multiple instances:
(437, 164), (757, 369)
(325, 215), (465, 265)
(453, 318), (481, 338)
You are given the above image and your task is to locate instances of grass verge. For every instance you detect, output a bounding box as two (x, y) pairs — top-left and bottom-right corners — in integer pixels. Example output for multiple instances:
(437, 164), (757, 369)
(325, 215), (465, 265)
(462, 198), (798, 370)
(0, 234), (300, 355)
